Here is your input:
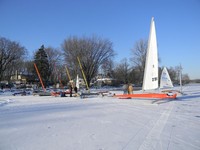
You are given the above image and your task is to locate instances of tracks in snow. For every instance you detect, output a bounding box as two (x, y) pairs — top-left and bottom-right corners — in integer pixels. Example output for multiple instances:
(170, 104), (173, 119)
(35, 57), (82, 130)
(123, 102), (174, 150)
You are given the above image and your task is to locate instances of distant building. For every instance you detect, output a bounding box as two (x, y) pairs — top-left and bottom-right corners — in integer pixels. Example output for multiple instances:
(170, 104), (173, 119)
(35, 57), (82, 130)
(96, 78), (113, 85)
(10, 70), (35, 85)
(10, 74), (27, 84)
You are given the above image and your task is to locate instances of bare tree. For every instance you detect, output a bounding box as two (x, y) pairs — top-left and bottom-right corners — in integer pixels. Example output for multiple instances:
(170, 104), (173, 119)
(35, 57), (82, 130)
(113, 58), (130, 84)
(129, 66), (142, 85)
(101, 58), (114, 78)
(182, 74), (190, 84)
(45, 46), (63, 66)
(167, 67), (177, 82)
(0, 37), (26, 81)
(130, 39), (147, 83)
(62, 36), (115, 87)
(45, 47), (63, 84)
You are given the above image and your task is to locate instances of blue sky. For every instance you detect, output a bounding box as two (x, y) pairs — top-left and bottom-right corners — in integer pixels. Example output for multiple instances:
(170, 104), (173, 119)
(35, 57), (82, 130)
(0, 0), (200, 79)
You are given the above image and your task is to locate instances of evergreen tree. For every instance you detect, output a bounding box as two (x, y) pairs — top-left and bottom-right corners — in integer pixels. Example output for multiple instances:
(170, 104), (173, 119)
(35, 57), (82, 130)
(34, 45), (51, 87)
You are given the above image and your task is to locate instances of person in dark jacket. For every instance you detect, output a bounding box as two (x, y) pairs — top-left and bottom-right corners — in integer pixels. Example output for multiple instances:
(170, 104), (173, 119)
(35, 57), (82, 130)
(74, 86), (78, 94)
(69, 85), (73, 97)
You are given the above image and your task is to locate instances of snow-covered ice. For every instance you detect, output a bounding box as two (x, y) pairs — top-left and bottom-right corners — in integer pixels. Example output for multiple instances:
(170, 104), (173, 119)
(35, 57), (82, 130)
(0, 84), (200, 150)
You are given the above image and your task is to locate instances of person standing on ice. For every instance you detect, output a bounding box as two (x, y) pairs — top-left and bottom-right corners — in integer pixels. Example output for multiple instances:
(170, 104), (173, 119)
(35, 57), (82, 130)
(74, 86), (78, 97)
(69, 85), (73, 97)
(128, 84), (133, 94)
(74, 86), (78, 93)
(122, 84), (128, 94)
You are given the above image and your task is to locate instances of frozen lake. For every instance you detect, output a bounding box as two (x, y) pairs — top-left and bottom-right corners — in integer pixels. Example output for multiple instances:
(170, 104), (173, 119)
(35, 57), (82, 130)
(0, 84), (200, 150)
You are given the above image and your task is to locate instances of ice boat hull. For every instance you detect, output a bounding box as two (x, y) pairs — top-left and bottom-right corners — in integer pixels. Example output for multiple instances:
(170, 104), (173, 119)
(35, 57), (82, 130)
(114, 93), (177, 99)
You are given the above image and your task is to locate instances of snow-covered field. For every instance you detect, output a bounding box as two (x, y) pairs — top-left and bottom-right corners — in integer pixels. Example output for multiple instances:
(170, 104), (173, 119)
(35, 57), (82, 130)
(0, 84), (200, 150)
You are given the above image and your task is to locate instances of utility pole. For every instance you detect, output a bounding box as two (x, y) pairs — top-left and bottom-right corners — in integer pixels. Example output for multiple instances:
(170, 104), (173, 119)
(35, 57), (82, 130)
(179, 64), (182, 93)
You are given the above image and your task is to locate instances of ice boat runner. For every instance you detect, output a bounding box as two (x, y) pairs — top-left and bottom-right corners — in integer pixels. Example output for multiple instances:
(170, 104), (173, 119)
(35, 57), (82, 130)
(115, 17), (177, 99)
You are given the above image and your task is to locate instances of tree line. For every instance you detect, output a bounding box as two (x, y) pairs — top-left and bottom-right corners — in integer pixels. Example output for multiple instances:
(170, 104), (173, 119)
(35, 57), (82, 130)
(0, 36), (190, 88)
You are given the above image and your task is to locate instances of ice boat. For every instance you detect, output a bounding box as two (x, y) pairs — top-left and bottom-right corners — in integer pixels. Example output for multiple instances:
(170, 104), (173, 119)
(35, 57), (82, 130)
(115, 17), (177, 99)
(160, 67), (173, 89)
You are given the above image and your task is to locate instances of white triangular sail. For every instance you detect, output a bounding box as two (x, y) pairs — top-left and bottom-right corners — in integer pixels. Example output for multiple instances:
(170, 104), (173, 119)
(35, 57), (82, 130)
(142, 17), (158, 91)
(76, 74), (79, 89)
(160, 67), (173, 88)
